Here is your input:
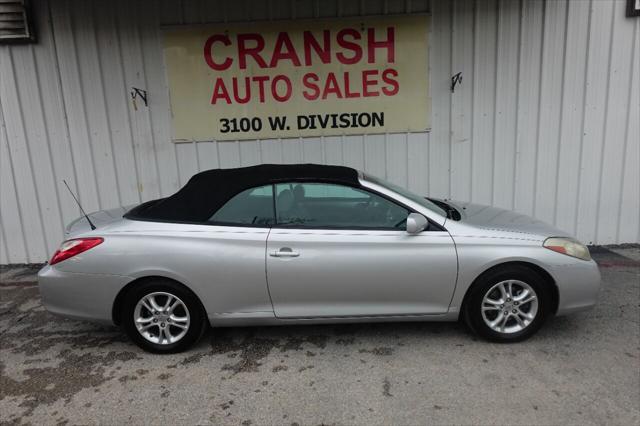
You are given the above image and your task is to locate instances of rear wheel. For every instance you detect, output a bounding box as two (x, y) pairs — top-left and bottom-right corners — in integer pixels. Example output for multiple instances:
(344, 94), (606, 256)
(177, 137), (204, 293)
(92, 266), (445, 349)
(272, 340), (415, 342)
(122, 279), (206, 353)
(464, 265), (551, 342)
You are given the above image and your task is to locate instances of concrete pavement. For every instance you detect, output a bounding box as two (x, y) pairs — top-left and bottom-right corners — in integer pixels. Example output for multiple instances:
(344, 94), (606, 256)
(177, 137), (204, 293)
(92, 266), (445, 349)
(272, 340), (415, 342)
(1, 246), (638, 425)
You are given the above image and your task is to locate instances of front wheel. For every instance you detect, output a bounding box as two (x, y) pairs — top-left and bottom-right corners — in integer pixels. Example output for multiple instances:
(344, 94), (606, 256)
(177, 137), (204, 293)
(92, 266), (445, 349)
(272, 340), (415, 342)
(122, 279), (207, 353)
(464, 265), (551, 342)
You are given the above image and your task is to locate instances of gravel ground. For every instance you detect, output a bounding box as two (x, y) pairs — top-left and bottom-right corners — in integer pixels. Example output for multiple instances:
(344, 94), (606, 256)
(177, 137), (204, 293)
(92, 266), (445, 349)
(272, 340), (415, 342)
(1, 246), (638, 425)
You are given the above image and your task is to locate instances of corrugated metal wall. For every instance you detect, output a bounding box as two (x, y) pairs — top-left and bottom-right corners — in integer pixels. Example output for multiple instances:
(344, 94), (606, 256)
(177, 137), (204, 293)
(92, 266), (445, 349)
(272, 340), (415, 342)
(0, 0), (638, 264)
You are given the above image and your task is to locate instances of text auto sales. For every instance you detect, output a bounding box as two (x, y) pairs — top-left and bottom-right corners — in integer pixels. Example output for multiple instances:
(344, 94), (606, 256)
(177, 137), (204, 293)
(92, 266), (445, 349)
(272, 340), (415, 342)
(204, 27), (397, 132)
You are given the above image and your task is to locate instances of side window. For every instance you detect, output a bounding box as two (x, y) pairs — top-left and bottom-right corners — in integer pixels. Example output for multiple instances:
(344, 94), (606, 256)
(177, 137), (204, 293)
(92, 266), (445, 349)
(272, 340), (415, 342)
(274, 182), (409, 229)
(209, 185), (274, 226)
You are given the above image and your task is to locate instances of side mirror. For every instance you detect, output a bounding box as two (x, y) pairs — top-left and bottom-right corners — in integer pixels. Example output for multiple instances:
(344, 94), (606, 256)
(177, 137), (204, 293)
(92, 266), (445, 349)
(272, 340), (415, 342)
(406, 213), (428, 234)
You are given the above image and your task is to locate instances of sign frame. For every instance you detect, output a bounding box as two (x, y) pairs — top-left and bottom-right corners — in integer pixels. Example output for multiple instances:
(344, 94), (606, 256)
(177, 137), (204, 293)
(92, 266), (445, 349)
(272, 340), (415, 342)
(161, 14), (432, 143)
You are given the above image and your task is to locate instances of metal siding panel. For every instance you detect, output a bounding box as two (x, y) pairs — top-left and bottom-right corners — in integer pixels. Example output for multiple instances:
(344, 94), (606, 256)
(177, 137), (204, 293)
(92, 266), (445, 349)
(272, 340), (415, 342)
(8, 45), (65, 256)
(270, 0), (294, 20)
(554, 0), (590, 236)
(175, 142), (200, 185)
(260, 139), (284, 164)
(25, 3), (71, 237)
(492, 0), (520, 210)
(159, 0), (183, 25)
(363, 0), (385, 15)
(50, 0), (102, 213)
(513, 0), (544, 216)
(470, 0), (497, 204)
(533, 0), (567, 224)
(428, 0), (452, 198)
(617, 19), (640, 243)
(138, 0), (181, 197)
(196, 141), (221, 170)
(385, 132), (408, 187)
(450, 0), (474, 202)
(71, 1), (122, 209)
(293, 0), (317, 19)
(199, 1), (227, 23)
(0, 96), (29, 263)
(301, 137), (323, 163)
(595, 1), (637, 244)
(342, 134), (365, 170)
(30, 0), (80, 233)
(281, 138), (304, 164)
(364, 133), (387, 178)
(181, 0), (204, 24)
(93, 0), (142, 206)
(318, 0), (339, 17)
(0, 48), (49, 262)
(411, 0), (429, 13)
(0, 216), (9, 265)
(323, 135), (344, 165)
(406, 132), (428, 196)
(217, 141), (242, 167)
(248, 0), (271, 20)
(239, 140), (262, 166)
(226, 0), (250, 22)
(576, 0), (615, 244)
(116, 0), (163, 200)
(386, 0), (408, 15)
(338, 0), (361, 16)
(114, 0), (161, 201)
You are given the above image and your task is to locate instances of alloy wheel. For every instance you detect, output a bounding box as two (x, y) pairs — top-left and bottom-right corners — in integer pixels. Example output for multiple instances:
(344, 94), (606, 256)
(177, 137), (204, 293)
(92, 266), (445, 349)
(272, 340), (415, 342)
(481, 280), (539, 334)
(133, 292), (191, 345)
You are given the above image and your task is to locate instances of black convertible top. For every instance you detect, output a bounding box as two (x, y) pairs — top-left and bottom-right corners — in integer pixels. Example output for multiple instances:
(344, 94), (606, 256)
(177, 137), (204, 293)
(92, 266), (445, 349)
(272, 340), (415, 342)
(126, 163), (360, 222)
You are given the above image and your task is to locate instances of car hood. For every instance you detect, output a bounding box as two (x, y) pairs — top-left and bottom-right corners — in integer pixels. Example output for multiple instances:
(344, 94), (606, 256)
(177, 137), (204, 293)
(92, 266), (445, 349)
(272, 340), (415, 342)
(445, 200), (571, 240)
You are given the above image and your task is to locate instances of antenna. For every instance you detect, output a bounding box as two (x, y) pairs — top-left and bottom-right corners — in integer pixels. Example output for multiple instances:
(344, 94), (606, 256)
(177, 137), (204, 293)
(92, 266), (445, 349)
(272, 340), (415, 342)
(63, 180), (96, 230)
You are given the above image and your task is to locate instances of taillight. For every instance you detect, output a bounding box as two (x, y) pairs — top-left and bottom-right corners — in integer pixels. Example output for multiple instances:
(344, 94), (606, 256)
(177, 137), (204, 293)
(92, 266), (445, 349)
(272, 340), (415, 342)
(49, 238), (104, 265)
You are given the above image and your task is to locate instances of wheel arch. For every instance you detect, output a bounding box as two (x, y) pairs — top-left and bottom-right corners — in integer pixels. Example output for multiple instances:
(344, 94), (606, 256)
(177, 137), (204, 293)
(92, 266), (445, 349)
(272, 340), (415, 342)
(112, 275), (208, 326)
(460, 261), (559, 317)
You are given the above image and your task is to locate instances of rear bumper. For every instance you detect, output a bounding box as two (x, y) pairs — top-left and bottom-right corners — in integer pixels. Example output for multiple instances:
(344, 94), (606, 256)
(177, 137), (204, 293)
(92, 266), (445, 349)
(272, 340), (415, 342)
(38, 264), (131, 325)
(550, 259), (601, 315)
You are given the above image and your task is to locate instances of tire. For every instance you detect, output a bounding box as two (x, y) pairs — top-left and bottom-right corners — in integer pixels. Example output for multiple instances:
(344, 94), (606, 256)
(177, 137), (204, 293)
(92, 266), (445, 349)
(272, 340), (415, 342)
(463, 264), (551, 343)
(122, 279), (207, 353)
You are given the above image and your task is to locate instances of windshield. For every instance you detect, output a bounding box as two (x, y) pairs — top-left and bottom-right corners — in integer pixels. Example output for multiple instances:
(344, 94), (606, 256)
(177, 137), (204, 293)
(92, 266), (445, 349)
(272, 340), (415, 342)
(362, 173), (448, 218)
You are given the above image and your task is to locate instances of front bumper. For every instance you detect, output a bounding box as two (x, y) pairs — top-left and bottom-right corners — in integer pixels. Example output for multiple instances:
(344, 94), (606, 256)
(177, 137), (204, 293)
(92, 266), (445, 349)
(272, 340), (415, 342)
(38, 264), (132, 325)
(550, 258), (601, 315)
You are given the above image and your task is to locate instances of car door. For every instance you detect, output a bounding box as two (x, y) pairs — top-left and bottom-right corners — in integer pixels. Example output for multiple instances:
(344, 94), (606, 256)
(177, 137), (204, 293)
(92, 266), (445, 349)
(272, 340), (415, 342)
(195, 184), (276, 315)
(265, 182), (458, 318)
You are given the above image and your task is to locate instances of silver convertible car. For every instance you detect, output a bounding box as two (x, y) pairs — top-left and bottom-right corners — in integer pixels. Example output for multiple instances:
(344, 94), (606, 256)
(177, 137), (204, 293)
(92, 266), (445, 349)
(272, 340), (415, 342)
(38, 164), (600, 353)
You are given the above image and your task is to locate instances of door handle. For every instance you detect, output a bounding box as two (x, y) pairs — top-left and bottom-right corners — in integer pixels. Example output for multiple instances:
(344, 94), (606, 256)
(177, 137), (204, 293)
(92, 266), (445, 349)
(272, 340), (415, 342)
(270, 248), (300, 257)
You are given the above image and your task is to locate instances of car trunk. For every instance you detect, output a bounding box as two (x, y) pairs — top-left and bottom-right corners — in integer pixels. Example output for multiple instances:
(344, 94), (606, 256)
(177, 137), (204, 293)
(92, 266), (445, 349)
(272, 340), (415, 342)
(65, 206), (134, 238)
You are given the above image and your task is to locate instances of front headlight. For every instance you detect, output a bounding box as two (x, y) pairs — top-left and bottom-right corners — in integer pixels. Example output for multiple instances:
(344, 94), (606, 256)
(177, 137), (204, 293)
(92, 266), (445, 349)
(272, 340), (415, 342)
(543, 237), (591, 261)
